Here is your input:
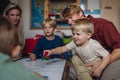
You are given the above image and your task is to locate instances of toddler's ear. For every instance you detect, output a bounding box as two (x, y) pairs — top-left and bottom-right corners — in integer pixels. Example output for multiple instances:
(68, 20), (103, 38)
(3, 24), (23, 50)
(87, 33), (92, 38)
(11, 45), (21, 58)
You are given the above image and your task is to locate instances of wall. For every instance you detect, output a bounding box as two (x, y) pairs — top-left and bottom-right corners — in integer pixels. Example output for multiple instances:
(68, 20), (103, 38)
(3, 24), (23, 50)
(11, 0), (120, 38)
(101, 0), (120, 32)
(22, 0), (73, 38)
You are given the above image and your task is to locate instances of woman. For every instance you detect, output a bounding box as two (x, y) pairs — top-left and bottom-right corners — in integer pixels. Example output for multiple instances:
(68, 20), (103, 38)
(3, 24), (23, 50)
(0, 15), (46, 80)
(3, 3), (25, 59)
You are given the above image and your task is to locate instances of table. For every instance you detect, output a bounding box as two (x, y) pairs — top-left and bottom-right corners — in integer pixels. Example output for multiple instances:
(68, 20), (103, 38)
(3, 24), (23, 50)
(17, 58), (67, 80)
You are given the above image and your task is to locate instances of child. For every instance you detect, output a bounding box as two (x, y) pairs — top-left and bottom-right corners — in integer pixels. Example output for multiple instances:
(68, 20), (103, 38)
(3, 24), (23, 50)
(0, 15), (45, 80)
(29, 18), (66, 61)
(43, 18), (110, 80)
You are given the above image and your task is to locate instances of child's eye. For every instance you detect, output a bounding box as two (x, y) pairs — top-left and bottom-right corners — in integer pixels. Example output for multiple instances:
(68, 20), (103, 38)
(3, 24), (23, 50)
(73, 33), (81, 36)
(73, 33), (74, 35)
(76, 33), (81, 36)
(73, 33), (76, 36)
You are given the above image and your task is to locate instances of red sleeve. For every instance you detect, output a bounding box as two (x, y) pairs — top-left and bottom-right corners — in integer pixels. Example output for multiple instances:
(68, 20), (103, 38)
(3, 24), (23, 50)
(103, 22), (120, 49)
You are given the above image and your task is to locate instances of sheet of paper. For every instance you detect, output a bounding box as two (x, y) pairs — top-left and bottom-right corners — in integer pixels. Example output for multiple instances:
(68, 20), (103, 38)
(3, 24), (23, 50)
(17, 58), (66, 80)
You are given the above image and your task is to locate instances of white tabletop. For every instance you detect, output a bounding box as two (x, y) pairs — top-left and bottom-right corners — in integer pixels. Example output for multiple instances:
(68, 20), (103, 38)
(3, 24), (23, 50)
(17, 58), (66, 80)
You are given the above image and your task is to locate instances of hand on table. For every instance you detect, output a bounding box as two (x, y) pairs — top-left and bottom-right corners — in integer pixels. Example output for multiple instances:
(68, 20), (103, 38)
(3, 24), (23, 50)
(28, 53), (36, 61)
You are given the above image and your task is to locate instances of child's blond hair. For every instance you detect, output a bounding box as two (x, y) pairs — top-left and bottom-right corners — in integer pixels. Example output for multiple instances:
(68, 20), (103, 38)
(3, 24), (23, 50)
(42, 18), (57, 28)
(71, 18), (94, 35)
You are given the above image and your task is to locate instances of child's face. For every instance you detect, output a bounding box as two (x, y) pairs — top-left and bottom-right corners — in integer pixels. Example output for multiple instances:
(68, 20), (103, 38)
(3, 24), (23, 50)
(72, 29), (91, 46)
(43, 23), (55, 37)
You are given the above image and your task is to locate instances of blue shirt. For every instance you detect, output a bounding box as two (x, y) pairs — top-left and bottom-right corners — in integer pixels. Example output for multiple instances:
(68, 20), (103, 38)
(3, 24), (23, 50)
(33, 35), (64, 58)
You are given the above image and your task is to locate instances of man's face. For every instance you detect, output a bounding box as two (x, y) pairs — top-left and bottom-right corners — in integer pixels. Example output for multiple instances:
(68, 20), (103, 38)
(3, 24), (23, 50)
(65, 12), (84, 25)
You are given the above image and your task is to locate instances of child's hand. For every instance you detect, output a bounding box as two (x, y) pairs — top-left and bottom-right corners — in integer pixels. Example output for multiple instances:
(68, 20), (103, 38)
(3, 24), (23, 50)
(28, 53), (36, 61)
(43, 50), (52, 57)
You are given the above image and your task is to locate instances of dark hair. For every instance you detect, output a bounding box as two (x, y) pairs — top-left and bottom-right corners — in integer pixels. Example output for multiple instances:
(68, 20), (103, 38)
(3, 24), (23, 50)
(0, 15), (20, 56)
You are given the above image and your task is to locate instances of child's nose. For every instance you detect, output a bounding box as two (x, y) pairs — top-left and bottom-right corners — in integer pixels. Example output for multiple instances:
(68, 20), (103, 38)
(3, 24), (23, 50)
(73, 34), (77, 38)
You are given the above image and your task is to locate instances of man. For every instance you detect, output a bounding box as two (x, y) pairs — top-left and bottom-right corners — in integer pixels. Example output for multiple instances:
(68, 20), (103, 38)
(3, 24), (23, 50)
(62, 4), (120, 80)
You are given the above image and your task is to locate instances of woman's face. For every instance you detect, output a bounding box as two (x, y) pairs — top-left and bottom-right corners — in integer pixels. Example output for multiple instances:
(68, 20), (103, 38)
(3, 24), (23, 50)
(7, 9), (21, 26)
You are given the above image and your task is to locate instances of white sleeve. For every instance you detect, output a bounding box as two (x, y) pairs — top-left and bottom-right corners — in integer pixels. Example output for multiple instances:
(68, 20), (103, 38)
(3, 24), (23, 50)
(65, 41), (76, 50)
(94, 41), (109, 58)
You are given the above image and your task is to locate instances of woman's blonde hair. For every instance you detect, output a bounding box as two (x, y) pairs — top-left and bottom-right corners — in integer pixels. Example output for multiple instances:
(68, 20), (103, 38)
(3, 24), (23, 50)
(71, 18), (94, 35)
(3, 3), (24, 48)
(0, 15), (20, 56)
(3, 3), (22, 17)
